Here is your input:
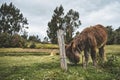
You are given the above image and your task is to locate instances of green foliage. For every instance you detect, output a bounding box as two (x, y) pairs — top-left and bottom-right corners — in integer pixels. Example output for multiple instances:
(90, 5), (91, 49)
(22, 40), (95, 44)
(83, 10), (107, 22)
(0, 2), (28, 35)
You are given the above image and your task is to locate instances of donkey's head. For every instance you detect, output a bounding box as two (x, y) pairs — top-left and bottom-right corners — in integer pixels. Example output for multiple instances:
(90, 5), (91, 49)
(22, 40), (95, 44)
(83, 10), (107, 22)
(65, 42), (80, 64)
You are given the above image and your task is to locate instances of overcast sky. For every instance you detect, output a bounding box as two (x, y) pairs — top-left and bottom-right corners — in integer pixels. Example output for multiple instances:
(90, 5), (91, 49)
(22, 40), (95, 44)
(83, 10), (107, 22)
(0, 0), (120, 40)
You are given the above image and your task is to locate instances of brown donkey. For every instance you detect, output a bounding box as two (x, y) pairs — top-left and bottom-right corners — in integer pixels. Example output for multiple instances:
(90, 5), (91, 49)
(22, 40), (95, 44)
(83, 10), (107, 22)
(65, 24), (107, 67)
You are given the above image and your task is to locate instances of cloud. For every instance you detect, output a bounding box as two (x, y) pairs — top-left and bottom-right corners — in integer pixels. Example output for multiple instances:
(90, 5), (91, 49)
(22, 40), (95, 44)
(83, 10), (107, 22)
(80, 1), (120, 30)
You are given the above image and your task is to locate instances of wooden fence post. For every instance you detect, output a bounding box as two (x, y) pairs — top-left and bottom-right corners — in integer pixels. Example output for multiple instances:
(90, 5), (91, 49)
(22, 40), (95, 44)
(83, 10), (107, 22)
(57, 29), (67, 71)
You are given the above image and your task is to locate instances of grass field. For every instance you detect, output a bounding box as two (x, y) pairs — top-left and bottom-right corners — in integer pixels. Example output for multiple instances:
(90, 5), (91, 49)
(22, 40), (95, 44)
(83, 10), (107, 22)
(0, 45), (120, 80)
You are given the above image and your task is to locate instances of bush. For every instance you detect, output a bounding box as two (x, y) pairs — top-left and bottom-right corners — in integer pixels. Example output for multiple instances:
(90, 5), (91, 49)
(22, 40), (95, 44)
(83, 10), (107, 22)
(104, 55), (120, 67)
(23, 43), (29, 48)
(100, 55), (120, 79)
(11, 34), (26, 48)
(30, 42), (36, 48)
(0, 33), (26, 48)
(0, 33), (12, 47)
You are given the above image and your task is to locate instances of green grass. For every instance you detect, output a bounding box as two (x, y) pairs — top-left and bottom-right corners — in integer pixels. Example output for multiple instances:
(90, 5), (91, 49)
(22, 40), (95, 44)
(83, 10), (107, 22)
(0, 45), (120, 80)
(0, 48), (59, 54)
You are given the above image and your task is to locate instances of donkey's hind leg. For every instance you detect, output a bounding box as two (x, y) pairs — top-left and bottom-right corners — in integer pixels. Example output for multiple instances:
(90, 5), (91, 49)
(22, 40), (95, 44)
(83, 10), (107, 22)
(99, 45), (106, 63)
(90, 47), (97, 67)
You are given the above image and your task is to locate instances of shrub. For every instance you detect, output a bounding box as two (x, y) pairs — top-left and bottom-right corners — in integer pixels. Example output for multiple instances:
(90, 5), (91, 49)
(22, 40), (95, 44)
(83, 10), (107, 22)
(23, 43), (29, 48)
(104, 55), (120, 67)
(0, 33), (27, 48)
(11, 34), (26, 48)
(0, 33), (12, 47)
(100, 55), (120, 79)
(30, 42), (36, 48)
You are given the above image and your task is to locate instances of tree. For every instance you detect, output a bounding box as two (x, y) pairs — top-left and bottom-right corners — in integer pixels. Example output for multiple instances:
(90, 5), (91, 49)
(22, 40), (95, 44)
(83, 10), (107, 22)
(47, 5), (64, 44)
(0, 2), (28, 35)
(64, 9), (81, 43)
(47, 5), (81, 44)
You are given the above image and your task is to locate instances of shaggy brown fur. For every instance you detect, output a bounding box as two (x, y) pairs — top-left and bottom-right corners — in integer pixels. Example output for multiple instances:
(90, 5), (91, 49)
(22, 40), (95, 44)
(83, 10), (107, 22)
(65, 24), (107, 66)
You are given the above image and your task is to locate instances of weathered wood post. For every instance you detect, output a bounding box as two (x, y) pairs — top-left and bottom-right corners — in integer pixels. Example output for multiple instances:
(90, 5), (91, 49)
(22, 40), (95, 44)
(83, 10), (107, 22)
(57, 29), (67, 71)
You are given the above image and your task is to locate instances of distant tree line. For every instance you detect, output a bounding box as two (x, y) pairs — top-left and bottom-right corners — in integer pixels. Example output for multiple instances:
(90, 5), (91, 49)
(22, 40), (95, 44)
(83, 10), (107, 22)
(0, 3), (119, 48)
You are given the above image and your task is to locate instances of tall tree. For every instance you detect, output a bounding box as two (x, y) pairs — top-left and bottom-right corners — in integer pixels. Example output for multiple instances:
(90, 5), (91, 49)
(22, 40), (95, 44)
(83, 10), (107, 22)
(0, 2), (28, 35)
(64, 9), (81, 43)
(47, 6), (81, 44)
(47, 5), (64, 44)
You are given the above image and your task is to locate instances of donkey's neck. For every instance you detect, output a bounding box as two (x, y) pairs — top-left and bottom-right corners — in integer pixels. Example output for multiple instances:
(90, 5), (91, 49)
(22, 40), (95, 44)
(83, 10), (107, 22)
(74, 36), (86, 53)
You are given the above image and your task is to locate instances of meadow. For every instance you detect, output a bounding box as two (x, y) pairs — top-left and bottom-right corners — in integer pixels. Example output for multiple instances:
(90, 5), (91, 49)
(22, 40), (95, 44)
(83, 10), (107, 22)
(0, 45), (120, 80)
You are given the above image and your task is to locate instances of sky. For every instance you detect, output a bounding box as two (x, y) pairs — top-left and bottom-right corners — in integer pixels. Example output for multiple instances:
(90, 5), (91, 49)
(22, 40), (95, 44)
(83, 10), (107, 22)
(0, 0), (120, 40)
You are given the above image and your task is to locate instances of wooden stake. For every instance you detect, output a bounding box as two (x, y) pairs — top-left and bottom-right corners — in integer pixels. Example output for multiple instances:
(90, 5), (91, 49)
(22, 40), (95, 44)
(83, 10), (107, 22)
(57, 29), (67, 71)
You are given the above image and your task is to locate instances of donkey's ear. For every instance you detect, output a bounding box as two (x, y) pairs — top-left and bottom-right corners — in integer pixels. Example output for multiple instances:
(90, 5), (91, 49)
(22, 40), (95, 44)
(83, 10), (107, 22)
(71, 42), (76, 49)
(71, 42), (76, 53)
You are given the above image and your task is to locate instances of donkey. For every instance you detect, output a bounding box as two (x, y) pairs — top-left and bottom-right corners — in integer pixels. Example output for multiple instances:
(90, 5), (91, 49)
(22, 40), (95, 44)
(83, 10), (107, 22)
(65, 24), (107, 67)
